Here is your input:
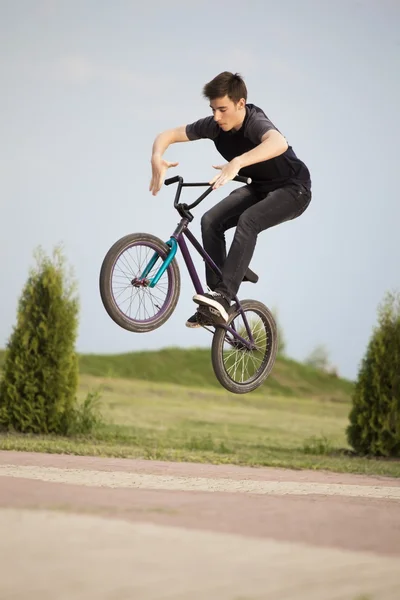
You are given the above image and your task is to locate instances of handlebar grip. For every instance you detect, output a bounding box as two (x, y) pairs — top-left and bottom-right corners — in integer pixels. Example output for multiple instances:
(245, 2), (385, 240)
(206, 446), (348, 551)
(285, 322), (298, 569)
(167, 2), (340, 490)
(165, 176), (181, 186)
(234, 175), (252, 184)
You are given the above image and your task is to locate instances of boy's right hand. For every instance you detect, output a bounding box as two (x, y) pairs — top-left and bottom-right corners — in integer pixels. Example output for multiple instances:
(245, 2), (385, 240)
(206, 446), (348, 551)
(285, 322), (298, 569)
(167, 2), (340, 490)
(149, 156), (179, 196)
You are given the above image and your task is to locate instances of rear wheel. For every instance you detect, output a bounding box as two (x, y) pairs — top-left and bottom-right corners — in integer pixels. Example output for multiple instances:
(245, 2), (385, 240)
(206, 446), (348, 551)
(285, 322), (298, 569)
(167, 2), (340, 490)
(211, 299), (277, 394)
(99, 233), (180, 333)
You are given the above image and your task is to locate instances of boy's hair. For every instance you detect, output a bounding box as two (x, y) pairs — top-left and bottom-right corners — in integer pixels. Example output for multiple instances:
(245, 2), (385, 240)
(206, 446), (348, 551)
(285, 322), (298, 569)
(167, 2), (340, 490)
(202, 71), (247, 103)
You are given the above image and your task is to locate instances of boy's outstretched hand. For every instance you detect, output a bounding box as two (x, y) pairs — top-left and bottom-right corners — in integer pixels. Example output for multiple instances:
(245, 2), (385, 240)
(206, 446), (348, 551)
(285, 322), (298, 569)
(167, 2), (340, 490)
(149, 157), (179, 196)
(209, 158), (241, 190)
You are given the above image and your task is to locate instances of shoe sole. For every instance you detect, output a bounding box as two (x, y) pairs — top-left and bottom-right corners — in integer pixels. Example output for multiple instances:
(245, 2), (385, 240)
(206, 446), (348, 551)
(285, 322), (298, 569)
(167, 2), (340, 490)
(185, 321), (202, 329)
(192, 294), (229, 322)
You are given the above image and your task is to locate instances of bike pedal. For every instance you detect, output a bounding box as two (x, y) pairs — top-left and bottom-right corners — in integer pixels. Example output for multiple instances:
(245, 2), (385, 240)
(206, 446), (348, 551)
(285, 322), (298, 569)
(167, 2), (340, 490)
(197, 305), (224, 325)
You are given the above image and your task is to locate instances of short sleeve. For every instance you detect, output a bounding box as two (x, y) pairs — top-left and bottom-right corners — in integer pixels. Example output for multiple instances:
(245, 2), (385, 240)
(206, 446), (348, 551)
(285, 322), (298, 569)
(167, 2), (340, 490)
(186, 117), (219, 141)
(245, 113), (277, 145)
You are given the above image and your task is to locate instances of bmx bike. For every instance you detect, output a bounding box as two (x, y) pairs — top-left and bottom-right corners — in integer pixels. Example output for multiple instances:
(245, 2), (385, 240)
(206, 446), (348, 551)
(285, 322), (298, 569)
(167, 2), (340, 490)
(99, 175), (278, 394)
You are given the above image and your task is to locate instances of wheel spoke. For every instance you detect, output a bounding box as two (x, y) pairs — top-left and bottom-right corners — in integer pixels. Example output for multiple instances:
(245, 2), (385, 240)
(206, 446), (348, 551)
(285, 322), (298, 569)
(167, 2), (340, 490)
(109, 241), (172, 324)
(221, 308), (272, 386)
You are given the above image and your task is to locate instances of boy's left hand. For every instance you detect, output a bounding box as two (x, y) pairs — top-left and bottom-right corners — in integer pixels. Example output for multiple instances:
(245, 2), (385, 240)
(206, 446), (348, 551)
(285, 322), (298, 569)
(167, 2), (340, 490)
(209, 158), (241, 189)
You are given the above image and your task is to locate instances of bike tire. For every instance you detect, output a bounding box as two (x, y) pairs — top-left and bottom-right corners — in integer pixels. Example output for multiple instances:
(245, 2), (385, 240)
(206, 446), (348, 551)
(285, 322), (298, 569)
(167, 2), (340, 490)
(99, 232), (180, 333)
(211, 299), (278, 394)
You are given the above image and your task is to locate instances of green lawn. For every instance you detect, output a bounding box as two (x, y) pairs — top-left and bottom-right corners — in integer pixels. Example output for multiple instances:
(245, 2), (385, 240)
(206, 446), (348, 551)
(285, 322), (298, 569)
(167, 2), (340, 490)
(75, 347), (354, 402)
(1, 373), (399, 477)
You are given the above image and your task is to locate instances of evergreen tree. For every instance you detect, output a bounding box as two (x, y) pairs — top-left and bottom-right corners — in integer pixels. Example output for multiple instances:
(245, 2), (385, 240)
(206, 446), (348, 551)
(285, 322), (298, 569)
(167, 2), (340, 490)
(347, 291), (400, 457)
(0, 246), (80, 434)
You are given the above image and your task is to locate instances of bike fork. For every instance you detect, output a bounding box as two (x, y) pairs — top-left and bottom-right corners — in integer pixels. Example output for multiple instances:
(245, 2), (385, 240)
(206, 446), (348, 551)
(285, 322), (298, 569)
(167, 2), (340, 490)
(140, 238), (178, 287)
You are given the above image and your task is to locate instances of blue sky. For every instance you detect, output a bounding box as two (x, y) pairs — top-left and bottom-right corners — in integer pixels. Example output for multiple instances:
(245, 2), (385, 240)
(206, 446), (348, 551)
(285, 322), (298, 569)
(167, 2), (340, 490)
(1, 0), (399, 380)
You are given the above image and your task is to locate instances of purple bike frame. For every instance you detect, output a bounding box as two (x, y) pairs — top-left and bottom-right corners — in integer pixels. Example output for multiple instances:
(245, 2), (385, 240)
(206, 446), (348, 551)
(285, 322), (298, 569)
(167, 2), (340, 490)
(173, 226), (255, 348)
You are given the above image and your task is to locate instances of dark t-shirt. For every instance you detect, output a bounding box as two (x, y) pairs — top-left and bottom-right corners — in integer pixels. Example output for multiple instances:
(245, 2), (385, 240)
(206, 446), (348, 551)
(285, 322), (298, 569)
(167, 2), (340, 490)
(186, 103), (311, 191)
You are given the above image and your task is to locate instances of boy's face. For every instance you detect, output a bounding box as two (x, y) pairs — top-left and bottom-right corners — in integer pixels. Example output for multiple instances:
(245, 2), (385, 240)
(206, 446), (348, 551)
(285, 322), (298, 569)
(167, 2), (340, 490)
(210, 95), (246, 131)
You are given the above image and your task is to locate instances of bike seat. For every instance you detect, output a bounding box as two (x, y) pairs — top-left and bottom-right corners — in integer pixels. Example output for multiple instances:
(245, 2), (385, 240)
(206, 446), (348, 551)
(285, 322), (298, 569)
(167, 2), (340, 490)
(243, 267), (259, 283)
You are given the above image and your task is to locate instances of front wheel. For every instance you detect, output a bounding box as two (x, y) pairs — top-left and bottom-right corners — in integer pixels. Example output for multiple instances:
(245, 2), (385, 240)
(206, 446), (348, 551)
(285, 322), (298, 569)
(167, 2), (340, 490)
(211, 299), (278, 394)
(99, 233), (180, 333)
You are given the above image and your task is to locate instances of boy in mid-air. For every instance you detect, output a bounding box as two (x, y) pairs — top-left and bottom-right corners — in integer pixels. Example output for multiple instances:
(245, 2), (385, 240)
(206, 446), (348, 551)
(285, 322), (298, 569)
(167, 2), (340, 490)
(149, 71), (312, 327)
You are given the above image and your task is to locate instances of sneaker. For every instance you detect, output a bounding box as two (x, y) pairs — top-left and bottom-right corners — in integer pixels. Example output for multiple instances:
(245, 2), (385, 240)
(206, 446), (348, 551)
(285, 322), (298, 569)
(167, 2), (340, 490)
(192, 290), (230, 322)
(185, 312), (202, 328)
(185, 309), (215, 329)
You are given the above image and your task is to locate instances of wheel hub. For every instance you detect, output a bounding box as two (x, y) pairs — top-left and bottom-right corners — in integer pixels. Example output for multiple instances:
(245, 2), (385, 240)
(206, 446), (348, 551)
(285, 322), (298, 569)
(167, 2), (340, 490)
(131, 277), (150, 288)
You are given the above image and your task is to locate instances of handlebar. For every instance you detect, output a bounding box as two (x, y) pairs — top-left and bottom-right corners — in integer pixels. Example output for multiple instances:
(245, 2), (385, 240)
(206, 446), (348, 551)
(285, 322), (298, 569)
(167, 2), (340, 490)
(164, 174), (252, 221)
(164, 176), (181, 186)
(165, 174), (251, 186)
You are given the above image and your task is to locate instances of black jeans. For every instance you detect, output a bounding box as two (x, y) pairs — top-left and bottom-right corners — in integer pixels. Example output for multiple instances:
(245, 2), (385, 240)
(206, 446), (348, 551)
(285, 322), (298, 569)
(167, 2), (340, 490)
(200, 183), (312, 300)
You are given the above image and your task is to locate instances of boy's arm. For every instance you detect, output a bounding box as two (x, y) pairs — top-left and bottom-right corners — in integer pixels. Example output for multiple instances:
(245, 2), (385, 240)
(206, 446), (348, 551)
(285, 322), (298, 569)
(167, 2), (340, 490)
(210, 130), (288, 190)
(150, 125), (190, 196)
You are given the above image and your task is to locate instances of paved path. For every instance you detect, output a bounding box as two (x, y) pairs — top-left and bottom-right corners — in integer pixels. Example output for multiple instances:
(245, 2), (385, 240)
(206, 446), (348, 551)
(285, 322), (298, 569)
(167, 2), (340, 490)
(0, 451), (399, 599)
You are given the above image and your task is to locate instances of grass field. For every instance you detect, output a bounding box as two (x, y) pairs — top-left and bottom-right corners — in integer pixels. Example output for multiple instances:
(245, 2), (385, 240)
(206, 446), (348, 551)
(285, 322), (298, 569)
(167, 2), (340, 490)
(76, 347), (354, 401)
(1, 348), (399, 477)
(1, 347), (354, 401)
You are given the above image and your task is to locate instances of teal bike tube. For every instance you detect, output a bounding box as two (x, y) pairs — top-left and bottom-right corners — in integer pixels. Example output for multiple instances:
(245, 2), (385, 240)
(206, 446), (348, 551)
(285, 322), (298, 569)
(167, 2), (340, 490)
(148, 238), (178, 287)
(140, 252), (160, 279)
